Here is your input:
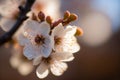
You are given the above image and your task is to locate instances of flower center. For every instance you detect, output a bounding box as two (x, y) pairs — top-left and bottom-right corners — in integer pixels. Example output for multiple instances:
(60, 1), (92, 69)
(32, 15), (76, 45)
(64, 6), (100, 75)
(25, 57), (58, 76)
(54, 36), (62, 45)
(35, 35), (45, 45)
(42, 56), (52, 64)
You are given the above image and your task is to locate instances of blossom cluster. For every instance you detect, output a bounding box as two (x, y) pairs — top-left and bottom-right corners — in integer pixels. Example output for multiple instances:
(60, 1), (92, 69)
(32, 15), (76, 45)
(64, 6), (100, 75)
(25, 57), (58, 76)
(0, 0), (83, 79)
(18, 11), (82, 78)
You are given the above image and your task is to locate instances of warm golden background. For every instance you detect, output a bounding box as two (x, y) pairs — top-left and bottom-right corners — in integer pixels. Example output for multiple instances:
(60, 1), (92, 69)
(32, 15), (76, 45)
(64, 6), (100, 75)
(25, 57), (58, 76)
(0, 0), (120, 80)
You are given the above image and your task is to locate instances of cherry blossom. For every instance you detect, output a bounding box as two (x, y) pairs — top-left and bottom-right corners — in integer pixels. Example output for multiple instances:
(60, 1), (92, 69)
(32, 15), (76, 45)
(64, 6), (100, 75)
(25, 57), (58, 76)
(0, 0), (82, 78)
(51, 24), (80, 53)
(19, 19), (53, 59)
(33, 51), (74, 78)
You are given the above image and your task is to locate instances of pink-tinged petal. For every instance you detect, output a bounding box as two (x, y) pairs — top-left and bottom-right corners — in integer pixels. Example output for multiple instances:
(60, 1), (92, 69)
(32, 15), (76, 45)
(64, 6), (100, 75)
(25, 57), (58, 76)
(36, 62), (49, 79)
(50, 61), (68, 76)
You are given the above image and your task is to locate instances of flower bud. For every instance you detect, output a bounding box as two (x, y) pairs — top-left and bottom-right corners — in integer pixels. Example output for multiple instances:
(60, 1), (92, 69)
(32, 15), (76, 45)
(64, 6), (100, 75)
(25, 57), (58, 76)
(38, 11), (45, 22)
(75, 27), (83, 36)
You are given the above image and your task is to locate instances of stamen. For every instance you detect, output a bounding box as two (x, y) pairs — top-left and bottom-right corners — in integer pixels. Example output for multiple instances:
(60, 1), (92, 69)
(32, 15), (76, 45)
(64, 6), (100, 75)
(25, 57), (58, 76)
(42, 56), (52, 64)
(54, 36), (62, 45)
(35, 35), (45, 45)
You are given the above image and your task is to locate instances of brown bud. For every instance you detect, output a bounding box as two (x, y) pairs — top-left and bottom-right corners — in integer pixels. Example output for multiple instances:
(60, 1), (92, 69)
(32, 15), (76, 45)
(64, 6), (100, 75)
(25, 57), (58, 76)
(46, 16), (52, 25)
(38, 11), (45, 22)
(75, 27), (83, 36)
(62, 12), (78, 26)
(63, 10), (70, 20)
(67, 13), (78, 22)
(32, 13), (38, 21)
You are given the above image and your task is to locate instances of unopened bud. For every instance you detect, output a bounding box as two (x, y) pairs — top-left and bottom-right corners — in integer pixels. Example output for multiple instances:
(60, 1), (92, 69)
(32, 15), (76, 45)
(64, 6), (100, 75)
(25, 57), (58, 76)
(75, 27), (83, 36)
(68, 13), (78, 22)
(38, 11), (45, 22)
(46, 16), (52, 25)
(32, 13), (38, 21)
(63, 11), (70, 20)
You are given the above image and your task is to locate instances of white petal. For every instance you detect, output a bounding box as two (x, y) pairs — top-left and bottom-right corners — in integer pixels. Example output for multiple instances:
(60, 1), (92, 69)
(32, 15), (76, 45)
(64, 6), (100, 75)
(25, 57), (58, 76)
(23, 19), (50, 35)
(37, 21), (51, 34)
(50, 61), (68, 76)
(17, 34), (29, 46)
(0, 18), (16, 31)
(23, 43), (42, 60)
(42, 46), (52, 58)
(52, 52), (74, 62)
(52, 24), (76, 38)
(36, 62), (49, 79)
(23, 20), (39, 41)
(33, 56), (42, 65)
(56, 36), (80, 53)
(65, 25), (77, 37)
(41, 36), (52, 58)
(62, 36), (80, 53)
(51, 24), (67, 37)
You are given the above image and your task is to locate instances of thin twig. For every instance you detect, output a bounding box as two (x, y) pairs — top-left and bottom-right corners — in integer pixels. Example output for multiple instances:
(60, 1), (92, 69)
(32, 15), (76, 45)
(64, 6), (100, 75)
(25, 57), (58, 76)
(0, 0), (35, 46)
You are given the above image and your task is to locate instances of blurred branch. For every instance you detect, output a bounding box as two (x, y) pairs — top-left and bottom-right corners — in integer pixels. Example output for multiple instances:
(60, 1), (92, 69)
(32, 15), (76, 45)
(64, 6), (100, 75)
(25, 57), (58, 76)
(0, 0), (35, 46)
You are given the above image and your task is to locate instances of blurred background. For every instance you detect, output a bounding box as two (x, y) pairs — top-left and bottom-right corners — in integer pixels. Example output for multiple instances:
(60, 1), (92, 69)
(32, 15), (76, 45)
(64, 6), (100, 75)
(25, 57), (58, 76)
(0, 0), (120, 80)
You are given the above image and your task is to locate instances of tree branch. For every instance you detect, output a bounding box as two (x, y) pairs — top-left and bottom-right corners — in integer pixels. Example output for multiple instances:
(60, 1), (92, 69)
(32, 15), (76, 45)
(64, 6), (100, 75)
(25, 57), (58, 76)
(0, 0), (35, 46)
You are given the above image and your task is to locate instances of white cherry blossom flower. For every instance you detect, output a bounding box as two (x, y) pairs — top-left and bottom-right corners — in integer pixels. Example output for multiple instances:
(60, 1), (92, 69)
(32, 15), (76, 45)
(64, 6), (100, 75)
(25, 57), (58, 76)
(19, 19), (52, 59)
(51, 24), (80, 53)
(33, 51), (74, 79)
